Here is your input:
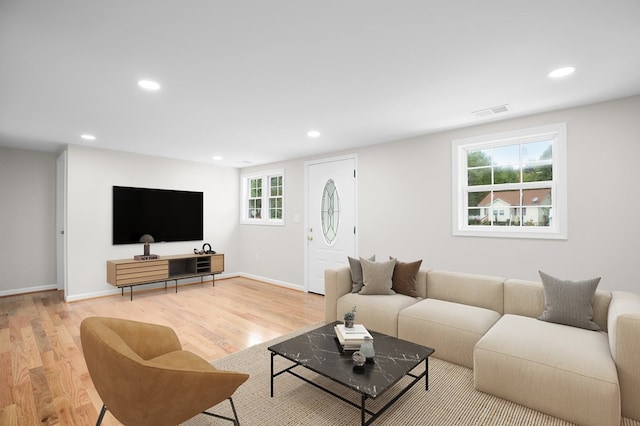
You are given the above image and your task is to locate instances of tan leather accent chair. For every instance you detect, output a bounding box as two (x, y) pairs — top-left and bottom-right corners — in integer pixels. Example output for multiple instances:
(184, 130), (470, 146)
(80, 317), (249, 425)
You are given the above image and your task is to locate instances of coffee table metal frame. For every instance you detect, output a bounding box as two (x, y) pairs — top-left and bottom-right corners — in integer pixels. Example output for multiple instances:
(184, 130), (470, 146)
(268, 322), (434, 426)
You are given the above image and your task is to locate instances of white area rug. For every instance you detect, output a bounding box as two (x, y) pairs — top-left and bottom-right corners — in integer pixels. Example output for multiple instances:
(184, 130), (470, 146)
(183, 323), (639, 426)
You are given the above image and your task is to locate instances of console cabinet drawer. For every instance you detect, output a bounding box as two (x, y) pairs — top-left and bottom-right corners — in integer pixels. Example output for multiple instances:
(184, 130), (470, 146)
(107, 260), (169, 286)
(210, 254), (224, 273)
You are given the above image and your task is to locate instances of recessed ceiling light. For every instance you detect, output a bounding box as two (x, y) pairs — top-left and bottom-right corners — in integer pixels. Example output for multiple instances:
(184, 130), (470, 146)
(138, 80), (161, 90)
(81, 134), (96, 141)
(212, 155), (223, 161)
(307, 130), (321, 138)
(548, 67), (575, 79)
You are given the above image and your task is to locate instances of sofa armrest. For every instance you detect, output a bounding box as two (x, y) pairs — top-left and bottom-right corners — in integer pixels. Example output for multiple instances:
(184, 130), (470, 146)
(608, 291), (640, 421)
(324, 266), (352, 323)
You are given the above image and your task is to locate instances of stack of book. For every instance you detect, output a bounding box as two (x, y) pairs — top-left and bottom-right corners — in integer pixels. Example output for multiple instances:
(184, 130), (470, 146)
(334, 323), (374, 350)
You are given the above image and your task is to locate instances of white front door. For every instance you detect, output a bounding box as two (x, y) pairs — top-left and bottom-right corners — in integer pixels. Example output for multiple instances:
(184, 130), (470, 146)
(305, 156), (357, 294)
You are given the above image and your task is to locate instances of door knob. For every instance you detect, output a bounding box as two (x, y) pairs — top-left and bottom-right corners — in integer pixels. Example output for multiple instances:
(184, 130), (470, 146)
(307, 236), (313, 241)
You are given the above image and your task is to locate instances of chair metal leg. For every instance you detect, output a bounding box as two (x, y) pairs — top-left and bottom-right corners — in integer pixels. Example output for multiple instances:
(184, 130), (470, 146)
(201, 398), (240, 425)
(96, 405), (107, 426)
(229, 397), (240, 426)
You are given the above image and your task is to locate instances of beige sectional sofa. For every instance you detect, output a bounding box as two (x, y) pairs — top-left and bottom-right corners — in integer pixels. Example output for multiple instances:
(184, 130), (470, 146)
(324, 266), (640, 426)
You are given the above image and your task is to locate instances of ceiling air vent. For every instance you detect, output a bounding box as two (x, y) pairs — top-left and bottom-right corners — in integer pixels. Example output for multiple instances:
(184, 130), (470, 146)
(473, 104), (510, 119)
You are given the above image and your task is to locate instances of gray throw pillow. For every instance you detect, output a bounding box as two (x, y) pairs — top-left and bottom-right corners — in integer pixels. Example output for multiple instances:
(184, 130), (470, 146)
(359, 257), (397, 295)
(348, 255), (375, 293)
(537, 270), (601, 331)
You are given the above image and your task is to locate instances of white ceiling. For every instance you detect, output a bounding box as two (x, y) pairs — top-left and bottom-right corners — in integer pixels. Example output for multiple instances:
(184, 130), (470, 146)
(1, 1), (639, 168)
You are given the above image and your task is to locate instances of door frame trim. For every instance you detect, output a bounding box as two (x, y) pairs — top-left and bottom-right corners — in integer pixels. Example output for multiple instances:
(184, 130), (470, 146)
(303, 154), (358, 293)
(56, 151), (68, 297)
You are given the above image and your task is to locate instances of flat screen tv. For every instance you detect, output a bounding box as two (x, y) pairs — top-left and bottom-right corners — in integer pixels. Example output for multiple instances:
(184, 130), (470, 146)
(112, 186), (203, 244)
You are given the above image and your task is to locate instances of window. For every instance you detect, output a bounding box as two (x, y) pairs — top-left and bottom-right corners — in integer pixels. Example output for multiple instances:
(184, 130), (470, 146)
(248, 178), (262, 219)
(269, 175), (283, 220)
(321, 179), (340, 245)
(241, 169), (285, 225)
(452, 123), (567, 239)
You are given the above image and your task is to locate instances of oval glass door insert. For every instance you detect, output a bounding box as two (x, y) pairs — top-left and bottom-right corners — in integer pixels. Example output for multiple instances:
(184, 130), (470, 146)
(321, 179), (340, 245)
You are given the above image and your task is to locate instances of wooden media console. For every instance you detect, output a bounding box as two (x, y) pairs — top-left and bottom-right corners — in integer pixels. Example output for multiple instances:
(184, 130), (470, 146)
(107, 253), (224, 300)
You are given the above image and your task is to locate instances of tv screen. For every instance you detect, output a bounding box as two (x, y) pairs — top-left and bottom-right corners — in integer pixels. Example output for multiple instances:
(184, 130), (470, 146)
(112, 186), (203, 244)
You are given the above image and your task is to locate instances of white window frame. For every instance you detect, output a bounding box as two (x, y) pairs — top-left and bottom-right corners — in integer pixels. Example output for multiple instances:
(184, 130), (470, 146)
(241, 169), (285, 225)
(452, 123), (567, 239)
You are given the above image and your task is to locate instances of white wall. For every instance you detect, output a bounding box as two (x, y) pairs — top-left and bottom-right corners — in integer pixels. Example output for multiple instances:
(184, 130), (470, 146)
(4, 95), (639, 298)
(65, 145), (240, 300)
(0, 147), (57, 295)
(237, 161), (307, 289)
(240, 95), (640, 293)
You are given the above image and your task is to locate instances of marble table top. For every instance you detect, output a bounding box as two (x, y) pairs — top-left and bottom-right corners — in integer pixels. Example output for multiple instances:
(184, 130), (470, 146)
(268, 322), (435, 398)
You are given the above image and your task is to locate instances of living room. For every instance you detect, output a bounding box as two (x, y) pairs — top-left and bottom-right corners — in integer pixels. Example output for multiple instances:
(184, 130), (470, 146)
(2, 2), (640, 301)
(1, 1), (640, 425)
(2, 95), (639, 300)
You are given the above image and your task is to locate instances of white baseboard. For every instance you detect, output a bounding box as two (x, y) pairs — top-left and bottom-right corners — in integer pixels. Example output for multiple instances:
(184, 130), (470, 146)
(21, 272), (304, 302)
(65, 288), (122, 302)
(236, 272), (304, 292)
(37, 272), (304, 302)
(66, 275), (234, 302)
(0, 284), (59, 298)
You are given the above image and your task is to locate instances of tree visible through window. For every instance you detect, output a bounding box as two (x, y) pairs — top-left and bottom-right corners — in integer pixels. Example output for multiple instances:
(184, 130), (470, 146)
(269, 176), (283, 220)
(452, 123), (567, 239)
(248, 178), (262, 219)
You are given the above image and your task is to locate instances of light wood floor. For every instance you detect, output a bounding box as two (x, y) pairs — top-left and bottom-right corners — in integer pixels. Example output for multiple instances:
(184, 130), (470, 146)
(0, 277), (325, 425)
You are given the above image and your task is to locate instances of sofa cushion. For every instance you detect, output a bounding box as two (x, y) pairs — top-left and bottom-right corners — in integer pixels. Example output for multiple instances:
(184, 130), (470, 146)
(426, 270), (504, 314)
(359, 257), (396, 295)
(337, 292), (418, 337)
(474, 314), (620, 426)
(503, 279), (611, 331)
(390, 258), (422, 297)
(348, 255), (375, 293)
(398, 299), (501, 369)
(538, 270), (601, 330)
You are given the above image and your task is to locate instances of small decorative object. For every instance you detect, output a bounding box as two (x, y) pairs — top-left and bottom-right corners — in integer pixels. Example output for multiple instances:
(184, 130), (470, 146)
(352, 351), (366, 368)
(359, 336), (375, 362)
(343, 305), (357, 328)
(140, 234), (154, 256)
(134, 234), (159, 260)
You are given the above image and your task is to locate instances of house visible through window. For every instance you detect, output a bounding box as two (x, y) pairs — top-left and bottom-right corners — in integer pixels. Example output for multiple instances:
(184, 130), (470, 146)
(241, 169), (285, 225)
(452, 123), (567, 239)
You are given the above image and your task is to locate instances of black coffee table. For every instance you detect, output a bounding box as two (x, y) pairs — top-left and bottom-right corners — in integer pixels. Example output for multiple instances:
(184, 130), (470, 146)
(268, 322), (434, 426)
